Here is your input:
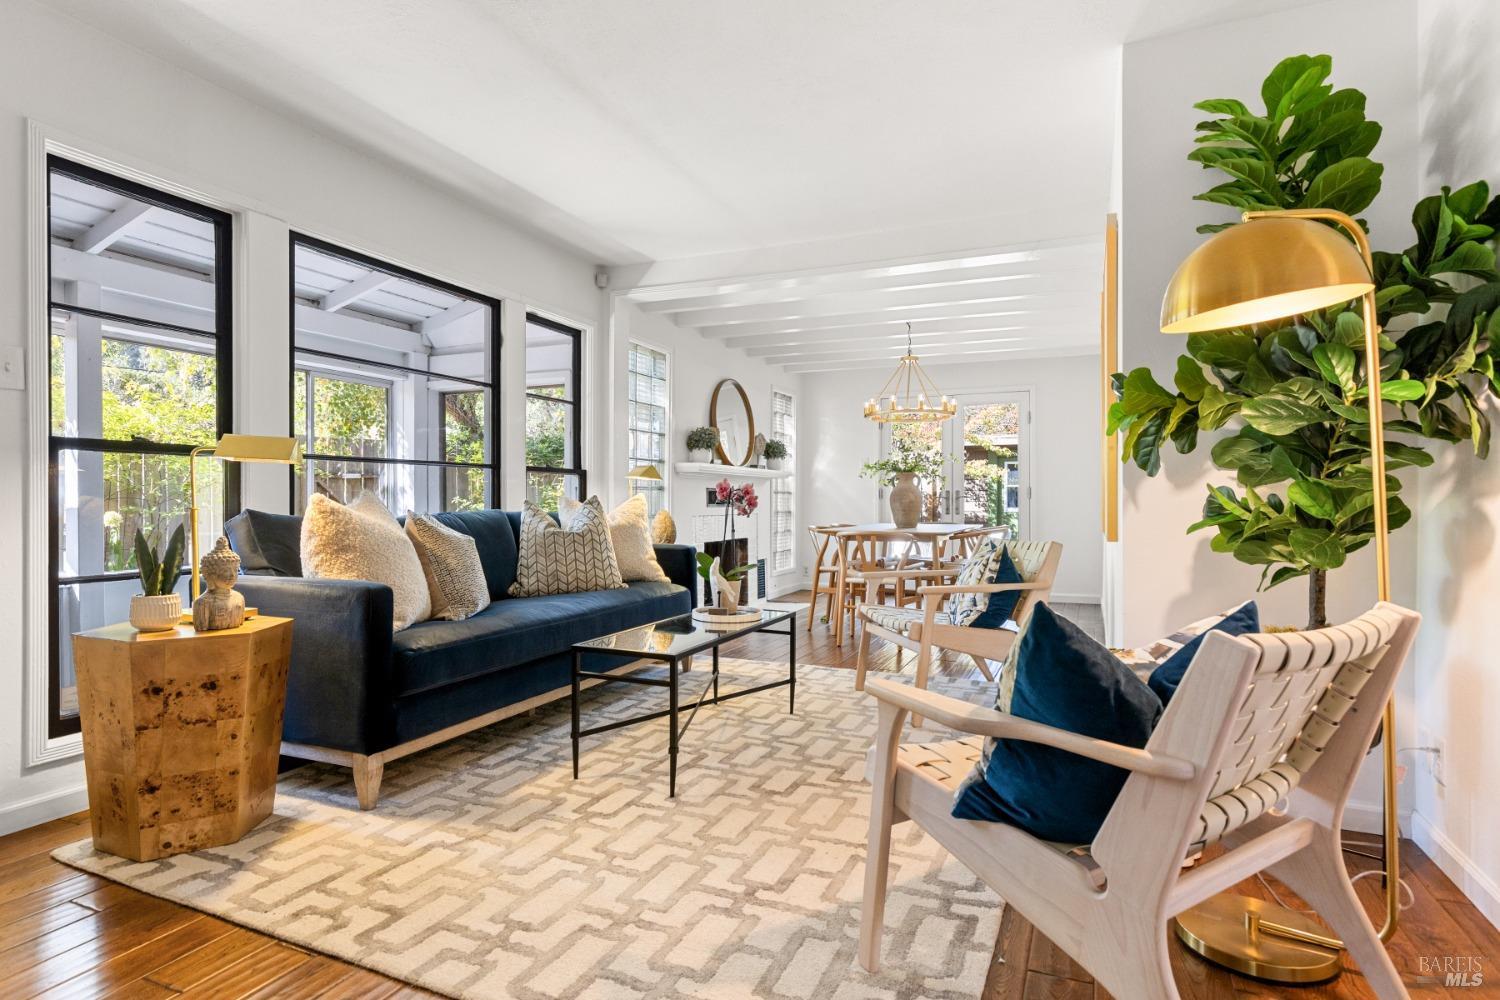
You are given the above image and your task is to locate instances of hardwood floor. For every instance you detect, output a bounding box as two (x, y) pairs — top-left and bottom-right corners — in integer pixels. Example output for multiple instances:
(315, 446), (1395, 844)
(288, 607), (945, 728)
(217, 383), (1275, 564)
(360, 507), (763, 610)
(3, 594), (1493, 998)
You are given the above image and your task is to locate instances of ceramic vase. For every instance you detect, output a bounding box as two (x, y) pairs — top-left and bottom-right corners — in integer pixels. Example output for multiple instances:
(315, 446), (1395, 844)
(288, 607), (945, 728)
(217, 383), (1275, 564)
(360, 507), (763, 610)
(712, 559), (741, 613)
(888, 472), (920, 528)
(129, 593), (182, 632)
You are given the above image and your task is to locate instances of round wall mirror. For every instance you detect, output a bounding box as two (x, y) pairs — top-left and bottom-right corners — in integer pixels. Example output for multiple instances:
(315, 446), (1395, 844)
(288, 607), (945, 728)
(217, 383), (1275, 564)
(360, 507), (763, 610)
(710, 378), (756, 465)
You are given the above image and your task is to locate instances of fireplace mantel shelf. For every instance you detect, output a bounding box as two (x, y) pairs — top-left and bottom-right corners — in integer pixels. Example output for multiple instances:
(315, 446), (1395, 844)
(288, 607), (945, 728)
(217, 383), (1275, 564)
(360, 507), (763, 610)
(674, 462), (790, 481)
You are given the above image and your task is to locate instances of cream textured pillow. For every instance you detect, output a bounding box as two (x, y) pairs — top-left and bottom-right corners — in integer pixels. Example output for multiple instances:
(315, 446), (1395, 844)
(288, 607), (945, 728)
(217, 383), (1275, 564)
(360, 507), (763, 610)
(560, 494), (669, 583)
(301, 493), (431, 631)
(405, 513), (490, 621)
(510, 498), (626, 597)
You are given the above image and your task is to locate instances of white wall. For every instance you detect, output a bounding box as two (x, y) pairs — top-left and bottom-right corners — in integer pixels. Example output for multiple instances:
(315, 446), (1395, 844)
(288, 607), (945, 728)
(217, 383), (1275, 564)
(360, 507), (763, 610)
(1117, 0), (1420, 833)
(1409, 0), (1500, 928)
(0, 0), (602, 834)
(608, 300), (807, 596)
(800, 354), (1103, 603)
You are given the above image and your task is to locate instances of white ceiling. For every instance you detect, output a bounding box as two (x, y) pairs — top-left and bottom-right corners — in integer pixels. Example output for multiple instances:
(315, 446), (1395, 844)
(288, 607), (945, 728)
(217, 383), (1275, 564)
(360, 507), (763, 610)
(47, 0), (1320, 268)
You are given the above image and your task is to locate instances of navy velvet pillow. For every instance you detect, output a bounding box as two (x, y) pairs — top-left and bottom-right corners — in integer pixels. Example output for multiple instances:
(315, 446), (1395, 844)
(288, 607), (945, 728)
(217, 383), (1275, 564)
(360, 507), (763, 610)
(952, 603), (1163, 842)
(224, 509), (303, 577)
(968, 547), (1023, 630)
(1146, 601), (1261, 704)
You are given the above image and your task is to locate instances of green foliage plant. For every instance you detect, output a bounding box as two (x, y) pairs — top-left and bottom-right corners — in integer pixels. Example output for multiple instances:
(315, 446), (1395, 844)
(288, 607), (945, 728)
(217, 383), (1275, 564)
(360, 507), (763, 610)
(686, 426), (719, 452)
(762, 439), (788, 460)
(1109, 54), (1500, 627)
(133, 524), (186, 597)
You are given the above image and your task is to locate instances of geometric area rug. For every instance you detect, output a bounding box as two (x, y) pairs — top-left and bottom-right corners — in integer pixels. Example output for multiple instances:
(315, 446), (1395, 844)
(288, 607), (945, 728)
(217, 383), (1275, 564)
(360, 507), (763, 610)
(55, 661), (1004, 999)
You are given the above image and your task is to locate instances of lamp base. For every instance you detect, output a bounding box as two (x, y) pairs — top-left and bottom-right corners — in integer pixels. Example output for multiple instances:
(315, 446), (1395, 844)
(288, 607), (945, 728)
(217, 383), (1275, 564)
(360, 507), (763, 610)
(1175, 895), (1342, 984)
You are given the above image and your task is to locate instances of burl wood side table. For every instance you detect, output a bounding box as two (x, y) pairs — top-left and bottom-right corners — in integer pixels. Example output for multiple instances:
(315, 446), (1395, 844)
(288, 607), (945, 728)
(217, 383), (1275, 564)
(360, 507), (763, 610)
(72, 616), (293, 861)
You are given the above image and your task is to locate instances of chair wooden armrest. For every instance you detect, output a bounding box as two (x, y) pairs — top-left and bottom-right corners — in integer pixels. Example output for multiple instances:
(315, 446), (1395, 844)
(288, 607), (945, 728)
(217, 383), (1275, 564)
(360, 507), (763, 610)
(916, 580), (1048, 596)
(858, 567), (959, 584)
(862, 679), (1196, 780)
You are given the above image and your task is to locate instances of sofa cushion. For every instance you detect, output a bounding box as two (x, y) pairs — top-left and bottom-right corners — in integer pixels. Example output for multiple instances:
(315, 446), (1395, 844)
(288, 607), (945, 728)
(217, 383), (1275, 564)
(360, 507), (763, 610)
(302, 493), (431, 631)
(509, 499), (626, 597)
(225, 509), (304, 577)
(1146, 601), (1261, 704)
(406, 513), (491, 621)
(430, 509), (521, 601)
(392, 581), (689, 696)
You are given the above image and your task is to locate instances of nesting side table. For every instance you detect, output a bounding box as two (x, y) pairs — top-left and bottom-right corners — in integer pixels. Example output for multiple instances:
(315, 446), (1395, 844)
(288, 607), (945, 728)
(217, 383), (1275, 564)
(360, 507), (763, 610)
(72, 616), (293, 861)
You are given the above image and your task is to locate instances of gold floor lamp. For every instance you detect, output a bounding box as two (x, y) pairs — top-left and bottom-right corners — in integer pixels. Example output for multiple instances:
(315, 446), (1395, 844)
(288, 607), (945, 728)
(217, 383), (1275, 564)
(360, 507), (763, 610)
(1159, 208), (1399, 983)
(188, 434), (302, 601)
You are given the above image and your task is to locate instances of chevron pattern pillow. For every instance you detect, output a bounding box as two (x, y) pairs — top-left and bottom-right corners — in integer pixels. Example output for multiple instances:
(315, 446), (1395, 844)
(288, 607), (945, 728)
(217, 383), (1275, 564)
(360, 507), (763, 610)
(509, 498), (627, 597)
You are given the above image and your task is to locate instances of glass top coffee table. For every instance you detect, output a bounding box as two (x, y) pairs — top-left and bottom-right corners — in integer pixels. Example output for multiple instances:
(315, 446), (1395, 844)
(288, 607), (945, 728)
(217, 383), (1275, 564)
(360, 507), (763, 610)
(570, 607), (798, 797)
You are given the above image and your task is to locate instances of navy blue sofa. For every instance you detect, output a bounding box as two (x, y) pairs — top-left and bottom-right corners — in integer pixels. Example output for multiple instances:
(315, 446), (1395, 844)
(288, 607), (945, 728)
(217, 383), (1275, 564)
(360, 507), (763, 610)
(225, 508), (696, 807)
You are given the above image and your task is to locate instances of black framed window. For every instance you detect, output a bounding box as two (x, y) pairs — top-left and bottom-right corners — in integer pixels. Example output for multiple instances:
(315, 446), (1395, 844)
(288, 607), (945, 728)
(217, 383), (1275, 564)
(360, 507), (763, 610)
(525, 314), (584, 509)
(289, 234), (500, 513)
(46, 156), (234, 738)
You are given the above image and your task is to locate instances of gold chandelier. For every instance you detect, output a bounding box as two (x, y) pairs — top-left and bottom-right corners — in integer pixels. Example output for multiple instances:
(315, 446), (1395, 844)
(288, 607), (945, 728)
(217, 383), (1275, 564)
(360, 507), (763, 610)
(863, 323), (957, 423)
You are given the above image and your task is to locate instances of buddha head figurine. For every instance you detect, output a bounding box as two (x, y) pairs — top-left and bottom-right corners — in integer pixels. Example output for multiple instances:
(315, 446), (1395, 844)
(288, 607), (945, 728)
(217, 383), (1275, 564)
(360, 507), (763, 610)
(200, 535), (240, 591)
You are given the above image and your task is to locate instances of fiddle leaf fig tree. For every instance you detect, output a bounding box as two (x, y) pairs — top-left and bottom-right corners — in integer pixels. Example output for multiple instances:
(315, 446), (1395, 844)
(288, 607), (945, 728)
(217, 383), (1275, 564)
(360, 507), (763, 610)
(1111, 54), (1500, 627)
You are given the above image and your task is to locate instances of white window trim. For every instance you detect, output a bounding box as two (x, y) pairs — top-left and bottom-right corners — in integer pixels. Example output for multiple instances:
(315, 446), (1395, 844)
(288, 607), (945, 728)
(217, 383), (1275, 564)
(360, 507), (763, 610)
(625, 338), (671, 512)
(769, 383), (797, 580)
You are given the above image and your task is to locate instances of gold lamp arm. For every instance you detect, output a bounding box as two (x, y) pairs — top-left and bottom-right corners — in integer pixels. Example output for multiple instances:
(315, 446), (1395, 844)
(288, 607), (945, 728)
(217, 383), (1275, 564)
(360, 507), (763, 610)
(1244, 207), (1399, 942)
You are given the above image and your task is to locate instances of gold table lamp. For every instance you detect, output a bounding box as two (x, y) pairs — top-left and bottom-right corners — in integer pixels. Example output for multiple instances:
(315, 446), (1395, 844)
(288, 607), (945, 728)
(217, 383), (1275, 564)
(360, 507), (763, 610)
(189, 434), (302, 600)
(1160, 209), (1399, 983)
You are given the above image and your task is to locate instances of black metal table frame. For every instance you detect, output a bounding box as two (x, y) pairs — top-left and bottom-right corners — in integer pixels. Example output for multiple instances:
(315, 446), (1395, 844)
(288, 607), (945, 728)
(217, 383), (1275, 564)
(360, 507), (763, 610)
(570, 613), (796, 797)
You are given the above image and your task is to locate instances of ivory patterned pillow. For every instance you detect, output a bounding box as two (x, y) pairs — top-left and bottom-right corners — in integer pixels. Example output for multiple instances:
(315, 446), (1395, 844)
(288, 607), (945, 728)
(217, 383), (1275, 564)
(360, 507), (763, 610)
(301, 492), (431, 631)
(560, 493), (669, 582)
(948, 539), (1006, 626)
(510, 498), (626, 597)
(405, 513), (491, 621)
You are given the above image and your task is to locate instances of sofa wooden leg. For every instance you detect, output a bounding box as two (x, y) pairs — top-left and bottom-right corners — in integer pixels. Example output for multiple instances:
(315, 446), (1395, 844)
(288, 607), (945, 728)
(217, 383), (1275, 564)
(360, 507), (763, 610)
(352, 754), (384, 810)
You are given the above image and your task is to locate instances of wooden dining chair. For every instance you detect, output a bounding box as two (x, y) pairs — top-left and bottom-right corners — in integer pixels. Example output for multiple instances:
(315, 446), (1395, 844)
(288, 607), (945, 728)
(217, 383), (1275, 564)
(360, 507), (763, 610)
(832, 529), (920, 647)
(859, 602), (1421, 1000)
(854, 540), (1061, 718)
(944, 524), (1009, 563)
(805, 523), (852, 632)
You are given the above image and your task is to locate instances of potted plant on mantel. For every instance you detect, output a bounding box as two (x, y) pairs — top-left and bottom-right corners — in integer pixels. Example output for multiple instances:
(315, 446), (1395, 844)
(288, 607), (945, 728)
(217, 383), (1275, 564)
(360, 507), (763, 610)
(686, 426), (718, 464)
(129, 524), (186, 631)
(763, 438), (788, 471)
(696, 479), (758, 611)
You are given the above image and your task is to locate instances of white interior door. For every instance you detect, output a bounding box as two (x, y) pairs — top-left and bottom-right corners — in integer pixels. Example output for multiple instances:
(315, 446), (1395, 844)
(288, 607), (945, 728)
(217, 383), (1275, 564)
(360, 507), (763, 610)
(941, 392), (1030, 535)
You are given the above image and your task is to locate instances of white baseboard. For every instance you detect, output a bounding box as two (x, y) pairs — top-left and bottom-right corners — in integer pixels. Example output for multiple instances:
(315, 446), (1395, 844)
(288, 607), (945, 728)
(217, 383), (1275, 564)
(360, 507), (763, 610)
(0, 782), (88, 837)
(1413, 811), (1500, 931)
(1342, 798), (1411, 838)
(1050, 592), (1101, 605)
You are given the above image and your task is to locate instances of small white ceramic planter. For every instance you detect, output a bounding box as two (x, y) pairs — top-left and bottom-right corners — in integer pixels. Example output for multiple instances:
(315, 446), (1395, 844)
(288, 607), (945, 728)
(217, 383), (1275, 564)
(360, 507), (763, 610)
(688, 448), (713, 464)
(129, 593), (182, 632)
(768, 457), (785, 471)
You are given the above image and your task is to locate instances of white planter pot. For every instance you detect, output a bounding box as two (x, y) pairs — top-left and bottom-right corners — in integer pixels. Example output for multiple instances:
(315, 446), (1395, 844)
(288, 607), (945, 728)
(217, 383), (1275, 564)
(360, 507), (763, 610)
(130, 593), (182, 632)
(767, 457), (785, 471)
(688, 448), (713, 464)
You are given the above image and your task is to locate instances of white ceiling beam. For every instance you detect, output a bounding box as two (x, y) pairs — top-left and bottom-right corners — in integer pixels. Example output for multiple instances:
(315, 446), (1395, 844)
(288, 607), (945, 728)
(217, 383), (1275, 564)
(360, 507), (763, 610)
(51, 245), (214, 313)
(76, 201), (155, 254)
(762, 334), (1094, 367)
(672, 274), (1092, 328)
(697, 298), (1089, 339)
(783, 343), (1100, 375)
(622, 238), (1102, 303)
(728, 314), (1093, 352)
(294, 303), (427, 354)
(748, 326), (1092, 362)
(635, 260), (1099, 314)
(420, 299), (487, 334)
(320, 272), (395, 312)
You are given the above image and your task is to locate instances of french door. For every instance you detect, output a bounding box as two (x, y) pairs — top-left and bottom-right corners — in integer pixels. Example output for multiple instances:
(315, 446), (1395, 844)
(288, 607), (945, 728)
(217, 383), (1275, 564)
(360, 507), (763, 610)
(879, 390), (1030, 535)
